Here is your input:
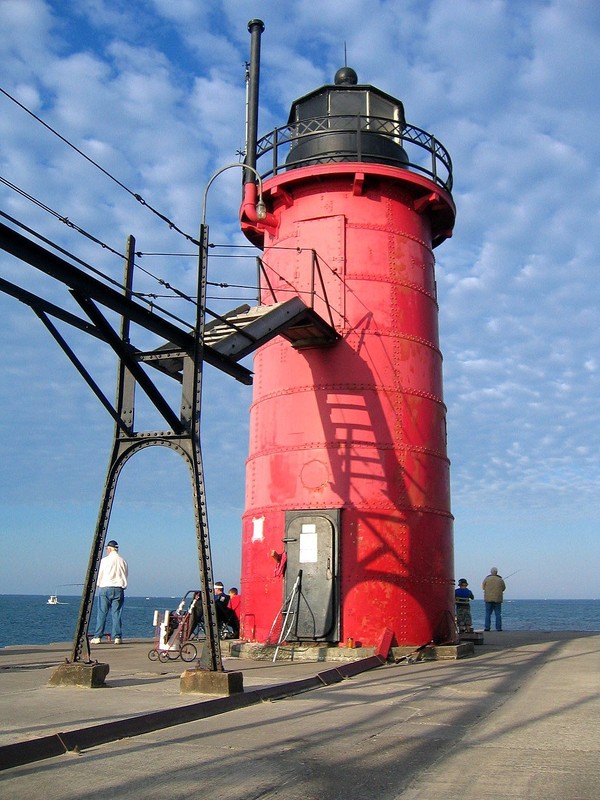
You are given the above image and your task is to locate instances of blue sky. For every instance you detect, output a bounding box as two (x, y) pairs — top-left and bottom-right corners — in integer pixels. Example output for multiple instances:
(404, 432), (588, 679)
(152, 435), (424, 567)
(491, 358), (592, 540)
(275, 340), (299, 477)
(1, 0), (599, 601)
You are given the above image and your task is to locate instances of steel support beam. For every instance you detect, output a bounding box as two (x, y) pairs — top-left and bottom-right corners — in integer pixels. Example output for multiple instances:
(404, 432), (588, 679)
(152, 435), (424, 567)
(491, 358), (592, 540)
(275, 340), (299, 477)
(0, 221), (252, 384)
(67, 232), (223, 672)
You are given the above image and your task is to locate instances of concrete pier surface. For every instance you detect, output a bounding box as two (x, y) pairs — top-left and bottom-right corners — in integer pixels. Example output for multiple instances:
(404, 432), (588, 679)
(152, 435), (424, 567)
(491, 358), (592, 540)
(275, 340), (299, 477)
(0, 631), (599, 798)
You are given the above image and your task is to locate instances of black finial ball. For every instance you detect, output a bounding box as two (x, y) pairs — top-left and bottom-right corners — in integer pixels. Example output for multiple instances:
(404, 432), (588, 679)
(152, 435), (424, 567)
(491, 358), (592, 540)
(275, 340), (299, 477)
(334, 67), (358, 86)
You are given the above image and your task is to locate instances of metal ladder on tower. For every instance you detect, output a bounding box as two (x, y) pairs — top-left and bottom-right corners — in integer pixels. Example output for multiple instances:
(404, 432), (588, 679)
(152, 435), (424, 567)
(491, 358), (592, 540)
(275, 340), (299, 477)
(267, 570), (303, 662)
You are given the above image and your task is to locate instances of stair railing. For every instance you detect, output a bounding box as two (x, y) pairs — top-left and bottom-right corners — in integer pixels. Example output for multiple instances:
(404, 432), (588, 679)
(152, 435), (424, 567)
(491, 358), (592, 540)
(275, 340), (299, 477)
(257, 249), (338, 330)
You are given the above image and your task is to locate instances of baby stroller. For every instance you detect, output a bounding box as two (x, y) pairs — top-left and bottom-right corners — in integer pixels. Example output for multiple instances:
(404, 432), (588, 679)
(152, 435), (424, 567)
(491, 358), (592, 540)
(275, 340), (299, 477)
(148, 590), (202, 662)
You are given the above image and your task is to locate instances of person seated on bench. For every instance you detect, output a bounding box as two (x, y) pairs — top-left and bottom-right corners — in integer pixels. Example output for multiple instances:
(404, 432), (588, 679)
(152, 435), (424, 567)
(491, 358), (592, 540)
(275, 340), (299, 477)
(188, 582), (231, 635)
(227, 587), (241, 638)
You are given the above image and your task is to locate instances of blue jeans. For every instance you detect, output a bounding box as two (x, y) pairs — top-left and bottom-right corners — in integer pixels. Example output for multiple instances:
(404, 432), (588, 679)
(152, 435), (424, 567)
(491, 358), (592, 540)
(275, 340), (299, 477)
(484, 601), (502, 631)
(94, 587), (124, 639)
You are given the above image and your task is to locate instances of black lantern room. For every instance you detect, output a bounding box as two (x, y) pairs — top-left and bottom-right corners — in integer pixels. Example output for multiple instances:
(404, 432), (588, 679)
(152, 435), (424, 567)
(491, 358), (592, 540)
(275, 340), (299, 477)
(285, 67), (409, 169)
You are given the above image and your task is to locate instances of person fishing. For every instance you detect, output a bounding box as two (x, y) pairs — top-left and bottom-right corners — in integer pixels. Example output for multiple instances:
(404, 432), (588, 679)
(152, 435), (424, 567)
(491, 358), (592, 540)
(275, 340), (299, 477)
(482, 567), (506, 631)
(91, 540), (128, 645)
(455, 578), (475, 633)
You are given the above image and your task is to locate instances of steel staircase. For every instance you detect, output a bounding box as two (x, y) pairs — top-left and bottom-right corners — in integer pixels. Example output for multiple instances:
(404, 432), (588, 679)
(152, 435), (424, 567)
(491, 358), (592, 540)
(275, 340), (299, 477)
(141, 297), (339, 383)
(205, 297), (339, 356)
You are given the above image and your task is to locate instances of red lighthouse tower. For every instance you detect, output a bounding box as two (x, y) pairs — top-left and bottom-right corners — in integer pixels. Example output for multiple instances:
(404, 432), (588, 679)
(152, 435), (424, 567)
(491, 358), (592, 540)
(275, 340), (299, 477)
(239, 28), (456, 648)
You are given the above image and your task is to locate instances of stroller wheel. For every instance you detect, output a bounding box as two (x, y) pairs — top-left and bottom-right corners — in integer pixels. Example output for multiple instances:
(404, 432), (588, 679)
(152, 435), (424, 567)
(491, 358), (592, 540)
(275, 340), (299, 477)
(181, 642), (197, 662)
(158, 651), (170, 662)
(148, 649), (159, 661)
(220, 624), (234, 640)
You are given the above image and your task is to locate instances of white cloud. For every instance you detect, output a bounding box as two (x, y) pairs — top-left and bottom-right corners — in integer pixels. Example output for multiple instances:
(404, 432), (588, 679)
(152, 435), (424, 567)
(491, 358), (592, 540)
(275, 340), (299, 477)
(1, 0), (600, 598)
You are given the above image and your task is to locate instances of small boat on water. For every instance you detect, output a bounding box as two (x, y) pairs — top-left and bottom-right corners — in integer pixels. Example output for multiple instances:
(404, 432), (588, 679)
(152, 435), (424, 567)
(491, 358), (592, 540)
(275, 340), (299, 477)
(47, 594), (67, 605)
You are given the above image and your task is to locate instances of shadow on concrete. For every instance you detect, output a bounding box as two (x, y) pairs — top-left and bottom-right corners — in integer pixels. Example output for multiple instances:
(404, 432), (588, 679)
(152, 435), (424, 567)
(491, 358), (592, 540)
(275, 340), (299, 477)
(1, 632), (597, 799)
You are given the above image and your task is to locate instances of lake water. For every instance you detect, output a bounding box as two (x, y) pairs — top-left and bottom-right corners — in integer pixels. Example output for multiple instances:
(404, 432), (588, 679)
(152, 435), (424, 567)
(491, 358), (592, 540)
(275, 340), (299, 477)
(0, 595), (598, 648)
(0, 595), (176, 648)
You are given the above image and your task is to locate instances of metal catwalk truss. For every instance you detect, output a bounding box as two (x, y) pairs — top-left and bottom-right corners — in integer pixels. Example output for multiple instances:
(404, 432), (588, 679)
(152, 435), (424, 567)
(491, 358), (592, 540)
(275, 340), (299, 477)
(0, 219), (338, 668)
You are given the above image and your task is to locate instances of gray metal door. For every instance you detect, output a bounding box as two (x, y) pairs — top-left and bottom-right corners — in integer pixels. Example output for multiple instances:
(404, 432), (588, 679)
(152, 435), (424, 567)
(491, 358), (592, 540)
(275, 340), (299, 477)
(283, 509), (339, 641)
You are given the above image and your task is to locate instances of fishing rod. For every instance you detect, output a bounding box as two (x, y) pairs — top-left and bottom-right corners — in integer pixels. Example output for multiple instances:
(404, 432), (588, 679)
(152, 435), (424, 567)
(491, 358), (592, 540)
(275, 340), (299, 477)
(504, 570), (522, 580)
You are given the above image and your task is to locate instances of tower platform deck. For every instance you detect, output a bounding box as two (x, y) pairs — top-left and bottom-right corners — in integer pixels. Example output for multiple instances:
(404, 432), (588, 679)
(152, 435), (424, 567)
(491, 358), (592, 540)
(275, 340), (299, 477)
(0, 630), (598, 798)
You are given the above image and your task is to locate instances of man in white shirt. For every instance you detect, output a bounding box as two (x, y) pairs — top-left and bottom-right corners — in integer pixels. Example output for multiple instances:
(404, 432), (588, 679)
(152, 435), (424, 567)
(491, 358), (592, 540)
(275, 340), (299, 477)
(91, 540), (128, 645)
